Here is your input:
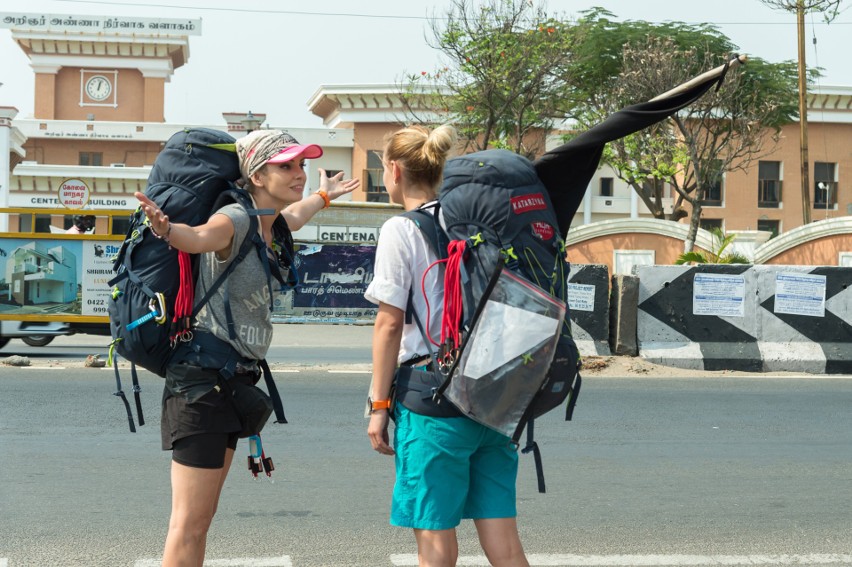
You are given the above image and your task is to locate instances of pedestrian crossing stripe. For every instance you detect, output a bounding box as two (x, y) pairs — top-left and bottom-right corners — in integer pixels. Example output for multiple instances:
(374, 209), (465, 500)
(5, 554), (852, 566)
(391, 554), (852, 566)
(135, 556), (292, 567)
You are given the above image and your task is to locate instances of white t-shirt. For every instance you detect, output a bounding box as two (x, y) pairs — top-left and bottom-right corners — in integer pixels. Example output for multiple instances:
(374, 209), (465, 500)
(365, 208), (444, 364)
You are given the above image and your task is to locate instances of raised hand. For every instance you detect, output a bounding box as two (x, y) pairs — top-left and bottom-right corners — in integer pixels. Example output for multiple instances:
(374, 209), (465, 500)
(318, 168), (360, 201)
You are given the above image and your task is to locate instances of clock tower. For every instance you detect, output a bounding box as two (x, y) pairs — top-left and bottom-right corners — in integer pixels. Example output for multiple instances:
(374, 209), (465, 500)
(7, 15), (199, 122)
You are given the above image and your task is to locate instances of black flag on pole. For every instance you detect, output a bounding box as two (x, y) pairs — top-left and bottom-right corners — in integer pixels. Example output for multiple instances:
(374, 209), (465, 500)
(534, 55), (745, 237)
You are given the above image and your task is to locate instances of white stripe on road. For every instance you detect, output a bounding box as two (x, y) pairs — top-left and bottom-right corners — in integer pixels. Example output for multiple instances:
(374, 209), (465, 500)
(135, 556), (292, 567)
(327, 369), (370, 374)
(0, 558), (8, 567)
(392, 554), (852, 566)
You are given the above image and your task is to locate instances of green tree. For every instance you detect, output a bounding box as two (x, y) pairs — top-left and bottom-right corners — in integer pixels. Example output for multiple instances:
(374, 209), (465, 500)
(402, 0), (575, 158)
(570, 10), (800, 252)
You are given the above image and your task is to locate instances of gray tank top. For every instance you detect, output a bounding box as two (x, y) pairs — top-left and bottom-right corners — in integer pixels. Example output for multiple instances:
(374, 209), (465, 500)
(193, 203), (274, 360)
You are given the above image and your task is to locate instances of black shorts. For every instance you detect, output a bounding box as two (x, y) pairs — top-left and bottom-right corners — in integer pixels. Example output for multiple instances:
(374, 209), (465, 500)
(161, 381), (243, 468)
(172, 432), (240, 469)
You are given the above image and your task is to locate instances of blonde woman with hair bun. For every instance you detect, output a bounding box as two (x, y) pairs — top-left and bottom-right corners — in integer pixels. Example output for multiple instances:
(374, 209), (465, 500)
(365, 124), (530, 567)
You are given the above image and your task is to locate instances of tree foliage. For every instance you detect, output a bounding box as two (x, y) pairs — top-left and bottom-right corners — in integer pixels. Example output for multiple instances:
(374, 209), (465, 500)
(676, 227), (750, 265)
(759, 0), (844, 22)
(570, 10), (801, 251)
(402, 0), (574, 157)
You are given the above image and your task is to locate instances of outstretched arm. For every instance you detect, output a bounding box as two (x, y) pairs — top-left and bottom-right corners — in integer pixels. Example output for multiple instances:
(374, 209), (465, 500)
(283, 168), (360, 231)
(134, 191), (235, 257)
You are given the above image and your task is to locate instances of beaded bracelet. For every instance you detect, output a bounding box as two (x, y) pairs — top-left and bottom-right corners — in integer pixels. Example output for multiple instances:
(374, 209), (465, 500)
(315, 190), (331, 208)
(151, 221), (172, 245)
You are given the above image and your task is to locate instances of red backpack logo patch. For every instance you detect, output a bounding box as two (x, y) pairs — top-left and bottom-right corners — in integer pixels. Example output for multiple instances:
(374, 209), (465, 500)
(531, 221), (555, 240)
(510, 193), (548, 214)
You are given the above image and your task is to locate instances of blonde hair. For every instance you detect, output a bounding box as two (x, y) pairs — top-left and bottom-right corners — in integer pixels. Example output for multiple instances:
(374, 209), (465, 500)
(383, 124), (457, 191)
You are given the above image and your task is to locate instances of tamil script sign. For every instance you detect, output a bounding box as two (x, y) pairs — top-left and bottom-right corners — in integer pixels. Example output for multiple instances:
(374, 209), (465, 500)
(274, 243), (378, 324)
(1, 13), (201, 35)
(57, 179), (90, 209)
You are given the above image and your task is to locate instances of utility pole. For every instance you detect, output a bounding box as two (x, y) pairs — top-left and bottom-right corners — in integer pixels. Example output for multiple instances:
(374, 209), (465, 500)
(760, 0), (843, 225)
(796, 1), (812, 225)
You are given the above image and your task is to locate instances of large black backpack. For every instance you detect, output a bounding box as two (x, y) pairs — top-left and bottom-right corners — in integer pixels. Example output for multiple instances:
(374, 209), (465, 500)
(403, 149), (581, 492)
(107, 128), (289, 432)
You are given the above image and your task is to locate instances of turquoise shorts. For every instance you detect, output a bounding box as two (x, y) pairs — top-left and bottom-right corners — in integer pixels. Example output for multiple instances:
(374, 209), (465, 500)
(391, 402), (519, 530)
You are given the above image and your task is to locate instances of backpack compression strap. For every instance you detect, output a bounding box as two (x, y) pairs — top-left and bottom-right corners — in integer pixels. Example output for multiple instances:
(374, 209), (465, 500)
(111, 356), (144, 433)
(260, 359), (287, 424)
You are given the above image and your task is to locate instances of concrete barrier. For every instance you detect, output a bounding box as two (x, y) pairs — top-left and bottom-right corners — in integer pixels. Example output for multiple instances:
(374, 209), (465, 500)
(609, 274), (638, 356)
(567, 263), (611, 356)
(636, 264), (852, 374)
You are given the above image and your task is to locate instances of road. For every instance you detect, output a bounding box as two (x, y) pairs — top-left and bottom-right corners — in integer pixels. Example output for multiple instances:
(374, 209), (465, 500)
(0, 324), (375, 367)
(1, 360), (850, 567)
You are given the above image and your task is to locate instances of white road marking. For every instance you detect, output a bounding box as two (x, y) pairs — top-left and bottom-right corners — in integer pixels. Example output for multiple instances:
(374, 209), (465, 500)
(0, 558), (8, 567)
(392, 554), (852, 566)
(327, 369), (371, 374)
(135, 556), (292, 567)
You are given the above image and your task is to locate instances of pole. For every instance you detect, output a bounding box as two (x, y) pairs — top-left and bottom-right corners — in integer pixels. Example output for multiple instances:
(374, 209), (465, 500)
(797, 2), (812, 224)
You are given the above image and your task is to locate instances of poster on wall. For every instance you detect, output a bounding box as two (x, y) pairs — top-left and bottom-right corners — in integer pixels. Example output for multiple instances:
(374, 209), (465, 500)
(0, 237), (116, 321)
(0, 237), (378, 324)
(273, 243), (378, 324)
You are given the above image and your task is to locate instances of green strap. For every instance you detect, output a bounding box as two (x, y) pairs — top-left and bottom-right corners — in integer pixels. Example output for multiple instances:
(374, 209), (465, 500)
(207, 143), (237, 153)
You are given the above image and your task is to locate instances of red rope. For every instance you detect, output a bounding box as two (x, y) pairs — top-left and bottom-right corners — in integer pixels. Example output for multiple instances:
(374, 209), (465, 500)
(441, 240), (466, 351)
(172, 250), (193, 341)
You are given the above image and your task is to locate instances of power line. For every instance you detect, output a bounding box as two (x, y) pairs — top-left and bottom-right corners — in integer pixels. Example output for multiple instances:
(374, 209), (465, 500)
(49, 0), (433, 20)
(44, 0), (852, 24)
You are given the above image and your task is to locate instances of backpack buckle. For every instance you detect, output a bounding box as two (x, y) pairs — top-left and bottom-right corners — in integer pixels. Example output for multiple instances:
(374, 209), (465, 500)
(501, 246), (519, 270)
(468, 232), (484, 247)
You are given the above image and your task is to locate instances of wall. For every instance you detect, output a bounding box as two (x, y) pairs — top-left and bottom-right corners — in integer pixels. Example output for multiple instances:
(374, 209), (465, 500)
(636, 264), (852, 374)
(352, 122), (396, 203)
(22, 138), (162, 167)
(52, 67), (150, 122)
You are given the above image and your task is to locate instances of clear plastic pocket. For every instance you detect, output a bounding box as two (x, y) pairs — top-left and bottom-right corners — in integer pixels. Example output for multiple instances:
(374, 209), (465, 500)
(444, 268), (566, 439)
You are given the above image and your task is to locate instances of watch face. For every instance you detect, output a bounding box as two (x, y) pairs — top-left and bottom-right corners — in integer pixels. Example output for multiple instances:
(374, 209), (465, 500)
(85, 75), (112, 101)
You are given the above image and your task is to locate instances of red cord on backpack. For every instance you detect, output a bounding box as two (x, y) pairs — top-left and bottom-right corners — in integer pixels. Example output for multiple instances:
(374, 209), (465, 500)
(440, 240), (466, 352)
(171, 250), (194, 343)
(420, 239), (466, 352)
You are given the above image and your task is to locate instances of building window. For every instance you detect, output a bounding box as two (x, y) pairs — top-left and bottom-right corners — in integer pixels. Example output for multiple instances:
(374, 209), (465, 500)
(34, 215), (53, 234)
(364, 150), (389, 203)
(814, 162), (837, 209)
(700, 218), (723, 232)
(111, 216), (131, 236)
(701, 160), (723, 206)
(758, 161), (782, 208)
(79, 152), (103, 166)
(599, 177), (614, 197)
(757, 219), (780, 239)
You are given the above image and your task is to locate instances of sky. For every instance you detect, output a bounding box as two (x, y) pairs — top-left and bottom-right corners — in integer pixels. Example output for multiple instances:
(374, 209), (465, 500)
(1, 0), (851, 129)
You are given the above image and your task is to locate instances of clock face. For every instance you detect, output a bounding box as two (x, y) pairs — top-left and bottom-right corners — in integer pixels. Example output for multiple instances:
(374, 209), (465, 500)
(85, 75), (112, 101)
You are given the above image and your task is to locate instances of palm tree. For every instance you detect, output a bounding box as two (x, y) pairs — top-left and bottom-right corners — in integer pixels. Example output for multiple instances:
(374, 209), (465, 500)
(676, 227), (750, 265)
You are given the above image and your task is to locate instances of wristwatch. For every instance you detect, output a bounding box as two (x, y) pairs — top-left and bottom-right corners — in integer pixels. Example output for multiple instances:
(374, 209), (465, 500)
(368, 397), (391, 413)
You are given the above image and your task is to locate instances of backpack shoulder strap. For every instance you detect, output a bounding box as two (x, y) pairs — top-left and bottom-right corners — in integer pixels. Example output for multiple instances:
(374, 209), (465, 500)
(401, 203), (448, 260)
